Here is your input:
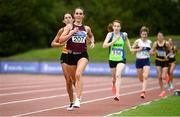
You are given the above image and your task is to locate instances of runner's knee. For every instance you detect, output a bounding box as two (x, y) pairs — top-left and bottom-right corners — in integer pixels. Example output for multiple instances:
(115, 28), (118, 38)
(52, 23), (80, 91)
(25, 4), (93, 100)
(75, 72), (81, 81)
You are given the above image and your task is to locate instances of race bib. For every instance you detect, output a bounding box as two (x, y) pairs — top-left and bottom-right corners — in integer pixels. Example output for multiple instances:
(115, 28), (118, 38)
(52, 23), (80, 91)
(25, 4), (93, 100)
(157, 50), (166, 57)
(72, 36), (86, 43)
(141, 51), (149, 57)
(112, 48), (123, 56)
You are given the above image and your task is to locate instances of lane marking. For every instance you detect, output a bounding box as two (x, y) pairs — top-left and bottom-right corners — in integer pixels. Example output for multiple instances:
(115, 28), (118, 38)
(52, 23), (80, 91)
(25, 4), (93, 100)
(0, 83), (110, 96)
(13, 82), (180, 117)
(0, 79), (139, 96)
(0, 78), (138, 90)
(0, 81), (157, 106)
(0, 83), (65, 91)
(0, 81), (62, 87)
(13, 86), (162, 117)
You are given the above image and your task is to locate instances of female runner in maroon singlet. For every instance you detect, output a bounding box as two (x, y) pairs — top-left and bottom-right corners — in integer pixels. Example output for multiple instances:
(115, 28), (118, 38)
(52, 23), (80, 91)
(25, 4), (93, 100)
(59, 7), (95, 108)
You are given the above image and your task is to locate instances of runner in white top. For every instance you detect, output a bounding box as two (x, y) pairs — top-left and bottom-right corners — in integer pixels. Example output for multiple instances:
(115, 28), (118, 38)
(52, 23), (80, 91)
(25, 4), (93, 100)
(135, 38), (151, 59)
(131, 26), (152, 99)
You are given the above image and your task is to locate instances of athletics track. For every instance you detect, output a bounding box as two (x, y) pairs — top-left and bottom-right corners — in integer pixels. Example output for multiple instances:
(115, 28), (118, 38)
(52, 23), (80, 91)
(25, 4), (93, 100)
(0, 74), (180, 116)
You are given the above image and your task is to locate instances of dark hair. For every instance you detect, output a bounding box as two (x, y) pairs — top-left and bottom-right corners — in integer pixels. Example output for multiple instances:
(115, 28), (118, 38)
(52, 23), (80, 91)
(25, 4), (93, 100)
(112, 20), (121, 25)
(74, 7), (85, 15)
(140, 26), (149, 34)
(62, 13), (73, 20)
(107, 23), (113, 32)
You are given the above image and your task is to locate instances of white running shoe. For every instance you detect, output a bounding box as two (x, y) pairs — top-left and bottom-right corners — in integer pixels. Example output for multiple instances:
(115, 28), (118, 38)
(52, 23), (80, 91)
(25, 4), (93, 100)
(169, 83), (174, 89)
(67, 103), (74, 111)
(167, 82), (174, 91)
(73, 98), (80, 108)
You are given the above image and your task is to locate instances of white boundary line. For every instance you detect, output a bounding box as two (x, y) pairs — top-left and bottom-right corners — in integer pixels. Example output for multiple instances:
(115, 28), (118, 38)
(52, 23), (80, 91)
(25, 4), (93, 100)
(0, 81), (154, 106)
(0, 78), (138, 90)
(105, 98), (166, 117)
(105, 82), (180, 117)
(14, 82), (180, 117)
(0, 82), (110, 96)
(0, 83), (64, 91)
(13, 86), (161, 117)
(0, 81), (62, 87)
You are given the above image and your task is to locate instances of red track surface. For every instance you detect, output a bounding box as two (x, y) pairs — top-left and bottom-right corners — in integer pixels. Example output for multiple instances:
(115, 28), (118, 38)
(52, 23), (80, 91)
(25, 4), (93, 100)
(0, 74), (180, 116)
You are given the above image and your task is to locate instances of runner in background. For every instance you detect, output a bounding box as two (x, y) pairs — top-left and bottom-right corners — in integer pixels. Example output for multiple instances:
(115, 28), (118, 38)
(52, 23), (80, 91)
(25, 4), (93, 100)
(131, 26), (151, 99)
(59, 7), (95, 108)
(151, 32), (172, 97)
(167, 38), (178, 90)
(103, 20), (131, 101)
(106, 22), (116, 94)
(51, 13), (75, 111)
(107, 23), (113, 32)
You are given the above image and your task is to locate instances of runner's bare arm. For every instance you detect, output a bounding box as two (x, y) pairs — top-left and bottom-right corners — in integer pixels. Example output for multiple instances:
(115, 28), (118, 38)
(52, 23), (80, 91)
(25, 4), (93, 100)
(102, 32), (119, 48)
(85, 26), (95, 48)
(166, 41), (173, 58)
(131, 40), (143, 52)
(59, 24), (78, 44)
(51, 28), (65, 47)
(124, 33), (132, 52)
(150, 41), (157, 55)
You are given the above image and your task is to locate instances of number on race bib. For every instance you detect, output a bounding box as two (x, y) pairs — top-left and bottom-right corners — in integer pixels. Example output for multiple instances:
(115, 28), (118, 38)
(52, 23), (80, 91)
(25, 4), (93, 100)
(141, 51), (149, 56)
(112, 49), (123, 56)
(72, 36), (86, 43)
(157, 50), (166, 57)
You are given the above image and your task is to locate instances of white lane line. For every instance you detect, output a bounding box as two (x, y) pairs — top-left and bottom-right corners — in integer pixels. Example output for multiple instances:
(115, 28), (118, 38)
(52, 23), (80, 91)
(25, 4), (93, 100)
(13, 86), (161, 117)
(0, 76), (111, 87)
(13, 82), (180, 117)
(0, 83), (64, 91)
(0, 87), (65, 96)
(0, 81), (62, 87)
(0, 82), (110, 96)
(0, 78), (137, 90)
(0, 81), (157, 106)
(0, 79), (141, 96)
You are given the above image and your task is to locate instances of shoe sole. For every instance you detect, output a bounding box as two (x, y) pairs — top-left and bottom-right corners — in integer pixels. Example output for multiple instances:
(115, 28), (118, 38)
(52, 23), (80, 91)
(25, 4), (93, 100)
(113, 97), (119, 101)
(67, 108), (74, 111)
(73, 106), (80, 108)
(141, 96), (145, 99)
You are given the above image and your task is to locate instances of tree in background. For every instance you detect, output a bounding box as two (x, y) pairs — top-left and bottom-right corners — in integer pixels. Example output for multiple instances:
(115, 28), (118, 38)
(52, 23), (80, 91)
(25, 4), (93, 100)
(0, 0), (65, 56)
(0, 0), (179, 57)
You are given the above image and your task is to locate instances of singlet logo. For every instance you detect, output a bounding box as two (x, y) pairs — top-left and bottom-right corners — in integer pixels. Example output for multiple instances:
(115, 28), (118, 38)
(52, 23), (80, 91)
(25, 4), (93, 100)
(72, 31), (86, 43)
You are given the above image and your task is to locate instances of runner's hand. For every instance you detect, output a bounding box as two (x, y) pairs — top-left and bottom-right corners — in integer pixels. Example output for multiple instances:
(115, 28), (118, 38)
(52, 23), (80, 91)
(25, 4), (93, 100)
(90, 42), (95, 48)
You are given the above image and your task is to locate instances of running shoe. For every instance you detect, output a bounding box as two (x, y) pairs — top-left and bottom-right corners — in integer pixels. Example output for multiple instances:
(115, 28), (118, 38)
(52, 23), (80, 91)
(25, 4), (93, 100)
(67, 103), (74, 111)
(112, 86), (116, 94)
(169, 82), (174, 89)
(167, 82), (174, 91)
(113, 97), (119, 101)
(159, 91), (166, 97)
(73, 98), (80, 108)
(140, 91), (145, 99)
